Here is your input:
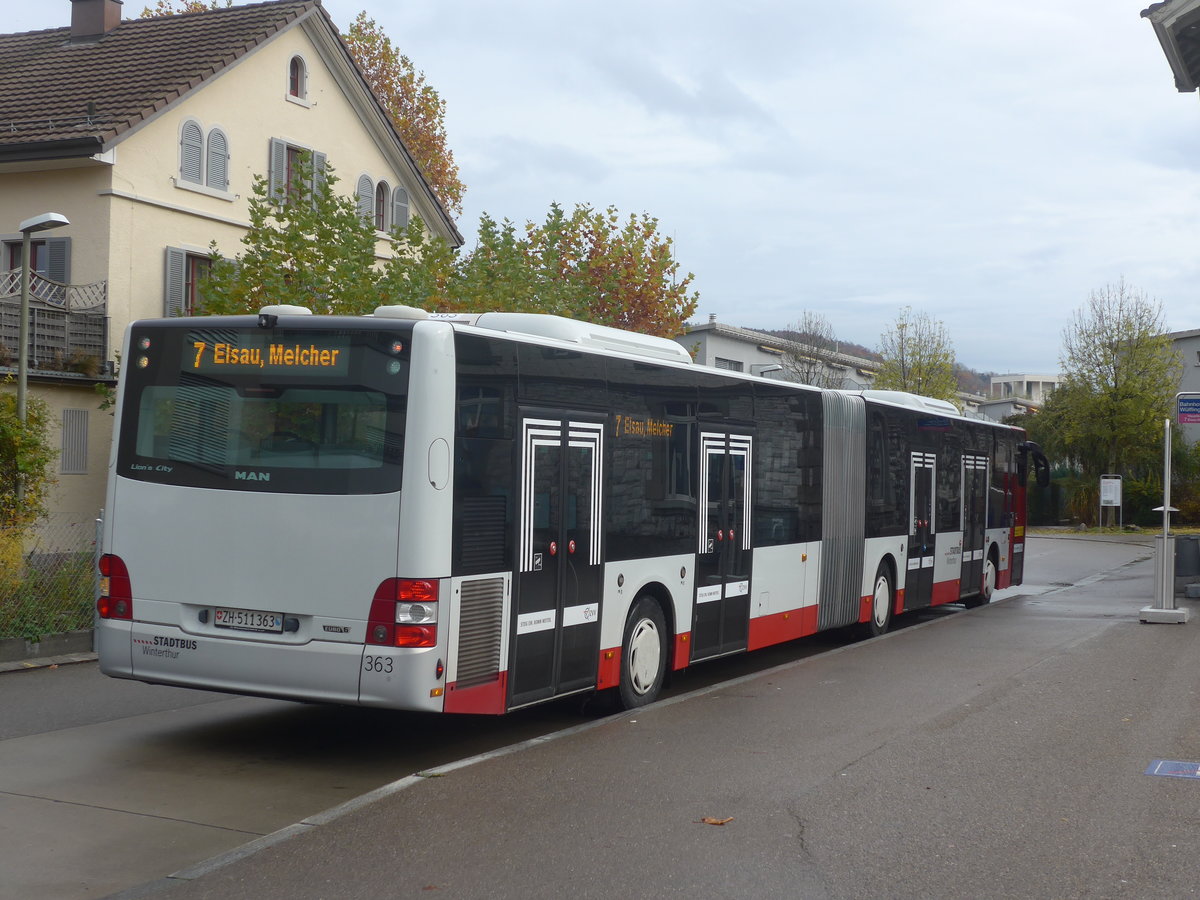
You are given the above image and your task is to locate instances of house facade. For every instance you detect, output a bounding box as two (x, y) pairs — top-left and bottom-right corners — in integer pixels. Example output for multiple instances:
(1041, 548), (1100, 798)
(0, 0), (461, 540)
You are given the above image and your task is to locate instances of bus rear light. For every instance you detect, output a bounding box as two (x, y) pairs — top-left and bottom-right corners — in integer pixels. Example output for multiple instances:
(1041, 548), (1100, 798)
(97, 554), (133, 620)
(395, 625), (437, 648)
(368, 578), (439, 647)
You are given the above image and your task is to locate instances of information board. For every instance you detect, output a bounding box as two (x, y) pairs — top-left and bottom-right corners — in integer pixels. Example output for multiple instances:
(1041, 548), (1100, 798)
(1100, 475), (1122, 508)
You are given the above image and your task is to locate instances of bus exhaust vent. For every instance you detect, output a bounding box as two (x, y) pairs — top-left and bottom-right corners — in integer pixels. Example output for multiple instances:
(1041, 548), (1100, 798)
(455, 576), (506, 688)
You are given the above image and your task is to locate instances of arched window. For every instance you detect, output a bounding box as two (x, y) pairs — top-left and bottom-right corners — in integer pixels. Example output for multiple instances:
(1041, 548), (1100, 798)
(180, 120), (203, 184)
(206, 128), (228, 190)
(289, 56), (307, 99)
(391, 186), (410, 231)
(356, 174), (374, 225)
(374, 181), (390, 231)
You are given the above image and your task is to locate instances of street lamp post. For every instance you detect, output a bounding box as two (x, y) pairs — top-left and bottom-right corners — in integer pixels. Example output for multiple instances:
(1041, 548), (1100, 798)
(15, 212), (69, 503)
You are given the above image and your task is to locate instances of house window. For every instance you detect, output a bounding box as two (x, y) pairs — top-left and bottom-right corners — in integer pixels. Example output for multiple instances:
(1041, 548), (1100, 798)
(206, 129), (229, 191)
(356, 174), (374, 226)
(164, 247), (212, 316)
(269, 138), (326, 204)
(4, 237), (70, 283)
(374, 181), (390, 231)
(289, 55), (307, 99)
(714, 357), (744, 372)
(180, 120), (203, 184)
(179, 119), (230, 192)
(392, 186), (410, 231)
(61, 409), (89, 475)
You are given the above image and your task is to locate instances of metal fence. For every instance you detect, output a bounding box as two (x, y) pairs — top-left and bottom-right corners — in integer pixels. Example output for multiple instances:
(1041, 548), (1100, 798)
(0, 514), (97, 641)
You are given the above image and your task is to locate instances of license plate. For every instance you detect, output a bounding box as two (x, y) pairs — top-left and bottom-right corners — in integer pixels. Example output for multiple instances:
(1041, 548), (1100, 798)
(213, 606), (283, 633)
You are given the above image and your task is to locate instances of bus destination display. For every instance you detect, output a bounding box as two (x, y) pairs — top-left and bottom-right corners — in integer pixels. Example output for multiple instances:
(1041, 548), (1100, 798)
(187, 335), (351, 375)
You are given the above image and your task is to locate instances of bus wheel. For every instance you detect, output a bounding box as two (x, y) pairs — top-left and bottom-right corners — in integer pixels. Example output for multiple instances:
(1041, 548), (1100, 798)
(964, 555), (997, 609)
(619, 596), (668, 710)
(981, 556), (997, 602)
(866, 565), (893, 637)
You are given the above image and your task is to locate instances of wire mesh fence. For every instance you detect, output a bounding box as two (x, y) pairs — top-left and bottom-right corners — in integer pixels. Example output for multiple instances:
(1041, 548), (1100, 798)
(0, 514), (97, 641)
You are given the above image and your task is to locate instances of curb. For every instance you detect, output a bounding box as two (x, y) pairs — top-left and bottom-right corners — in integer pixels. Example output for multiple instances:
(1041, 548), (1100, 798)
(0, 629), (95, 673)
(0, 651), (97, 674)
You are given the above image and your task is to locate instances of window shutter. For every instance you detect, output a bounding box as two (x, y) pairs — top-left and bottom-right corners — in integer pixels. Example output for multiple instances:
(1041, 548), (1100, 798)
(392, 187), (410, 231)
(46, 237), (70, 283)
(61, 409), (89, 475)
(165, 247), (186, 317)
(268, 138), (288, 200)
(206, 129), (228, 190)
(311, 151), (327, 197)
(356, 175), (374, 224)
(181, 121), (203, 184)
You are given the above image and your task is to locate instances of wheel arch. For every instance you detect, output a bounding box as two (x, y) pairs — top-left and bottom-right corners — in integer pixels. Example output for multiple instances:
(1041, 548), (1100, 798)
(629, 580), (676, 641)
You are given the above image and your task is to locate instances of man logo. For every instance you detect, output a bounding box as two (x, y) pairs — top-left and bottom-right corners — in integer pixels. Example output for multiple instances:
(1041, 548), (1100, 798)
(234, 471), (270, 482)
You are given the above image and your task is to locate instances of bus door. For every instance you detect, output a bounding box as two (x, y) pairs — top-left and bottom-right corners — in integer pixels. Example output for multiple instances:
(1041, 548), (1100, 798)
(961, 454), (989, 594)
(692, 431), (753, 661)
(509, 414), (605, 708)
(907, 452), (936, 609)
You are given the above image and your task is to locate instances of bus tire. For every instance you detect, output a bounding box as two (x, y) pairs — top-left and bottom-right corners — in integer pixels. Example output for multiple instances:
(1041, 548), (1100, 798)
(981, 554), (997, 602)
(618, 596), (668, 710)
(866, 564), (894, 638)
(964, 552), (997, 609)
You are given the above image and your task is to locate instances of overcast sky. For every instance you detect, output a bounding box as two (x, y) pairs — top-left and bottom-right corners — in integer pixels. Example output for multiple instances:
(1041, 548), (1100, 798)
(11, 0), (1200, 374)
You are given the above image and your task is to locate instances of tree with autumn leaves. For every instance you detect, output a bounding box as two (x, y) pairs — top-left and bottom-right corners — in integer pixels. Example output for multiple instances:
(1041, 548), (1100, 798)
(343, 13), (464, 218)
(198, 159), (698, 339)
(383, 206), (698, 336)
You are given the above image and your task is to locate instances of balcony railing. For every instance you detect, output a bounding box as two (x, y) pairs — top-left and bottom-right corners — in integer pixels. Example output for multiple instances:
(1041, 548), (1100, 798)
(0, 270), (109, 377)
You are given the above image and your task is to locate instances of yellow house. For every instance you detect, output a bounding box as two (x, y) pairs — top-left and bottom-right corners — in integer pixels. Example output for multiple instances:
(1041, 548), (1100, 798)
(0, 0), (462, 547)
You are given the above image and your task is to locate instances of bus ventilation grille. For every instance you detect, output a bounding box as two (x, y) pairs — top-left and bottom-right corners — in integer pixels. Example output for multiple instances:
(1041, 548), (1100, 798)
(459, 496), (508, 573)
(456, 576), (505, 688)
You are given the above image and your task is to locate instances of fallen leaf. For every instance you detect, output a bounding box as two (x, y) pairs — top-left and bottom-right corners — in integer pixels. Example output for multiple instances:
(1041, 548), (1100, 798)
(698, 816), (734, 826)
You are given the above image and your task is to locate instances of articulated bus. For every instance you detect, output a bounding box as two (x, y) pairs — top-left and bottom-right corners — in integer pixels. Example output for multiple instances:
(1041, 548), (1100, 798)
(96, 307), (1049, 713)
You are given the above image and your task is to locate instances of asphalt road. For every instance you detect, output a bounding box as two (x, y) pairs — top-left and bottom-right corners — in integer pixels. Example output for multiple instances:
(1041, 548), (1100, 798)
(0, 535), (1163, 900)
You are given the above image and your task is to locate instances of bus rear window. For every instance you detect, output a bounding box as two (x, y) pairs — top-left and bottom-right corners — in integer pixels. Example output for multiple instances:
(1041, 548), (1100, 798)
(117, 325), (408, 494)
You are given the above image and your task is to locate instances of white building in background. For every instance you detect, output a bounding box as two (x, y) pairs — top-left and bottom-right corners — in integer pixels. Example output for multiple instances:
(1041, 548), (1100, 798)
(678, 316), (879, 388)
(990, 375), (1062, 405)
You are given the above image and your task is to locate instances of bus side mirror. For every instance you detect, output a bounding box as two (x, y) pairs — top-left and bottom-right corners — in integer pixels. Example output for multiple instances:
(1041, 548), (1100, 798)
(1018, 441), (1051, 489)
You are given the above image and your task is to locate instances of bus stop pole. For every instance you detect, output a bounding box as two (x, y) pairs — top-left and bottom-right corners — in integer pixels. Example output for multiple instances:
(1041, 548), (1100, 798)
(1141, 417), (1188, 624)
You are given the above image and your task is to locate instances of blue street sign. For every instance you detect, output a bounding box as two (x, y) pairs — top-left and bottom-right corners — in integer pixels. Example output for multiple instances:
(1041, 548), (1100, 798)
(1179, 395), (1200, 425)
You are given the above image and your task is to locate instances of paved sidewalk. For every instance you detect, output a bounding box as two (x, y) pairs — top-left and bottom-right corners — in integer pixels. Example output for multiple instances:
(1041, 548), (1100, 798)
(102, 538), (1200, 900)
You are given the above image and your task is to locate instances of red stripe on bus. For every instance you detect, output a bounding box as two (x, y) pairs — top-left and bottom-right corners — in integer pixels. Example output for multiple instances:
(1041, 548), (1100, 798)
(444, 672), (508, 715)
(673, 633), (691, 671)
(747, 606), (819, 651)
(931, 580), (961, 606)
(596, 646), (621, 690)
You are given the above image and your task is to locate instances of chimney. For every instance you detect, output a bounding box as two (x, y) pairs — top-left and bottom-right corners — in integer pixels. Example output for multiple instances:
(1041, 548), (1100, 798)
(71, 0), (123, 40)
